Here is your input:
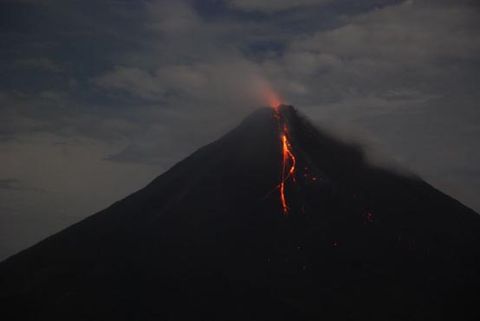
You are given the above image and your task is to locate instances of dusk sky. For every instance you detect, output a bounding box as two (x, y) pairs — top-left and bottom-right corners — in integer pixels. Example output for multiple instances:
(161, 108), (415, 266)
(1, 0), (479, 260)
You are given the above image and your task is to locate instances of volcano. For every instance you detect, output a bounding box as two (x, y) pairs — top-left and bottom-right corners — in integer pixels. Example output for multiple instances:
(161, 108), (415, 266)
(1, 105), (480, 321)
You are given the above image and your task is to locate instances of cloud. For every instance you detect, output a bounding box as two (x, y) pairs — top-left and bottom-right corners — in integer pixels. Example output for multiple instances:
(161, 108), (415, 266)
(0, 179), (22, 191)
(290, 1), (480, 62)
(14, 58), (63, 73)
(94, 1), (290, 109)
(93, 61), (264, 105)
(146, 1), (201, 34)
(1, 0), (51, 3)
(257, 0), (480, 107)
(227, 0), (333, 12)
(94, 66), (165, 100)
(0, 178), (42, 192)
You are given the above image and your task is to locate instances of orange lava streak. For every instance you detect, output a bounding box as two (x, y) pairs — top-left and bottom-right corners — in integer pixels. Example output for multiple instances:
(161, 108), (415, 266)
(282, 126), (296, 182)
(274, 109), (297, 215)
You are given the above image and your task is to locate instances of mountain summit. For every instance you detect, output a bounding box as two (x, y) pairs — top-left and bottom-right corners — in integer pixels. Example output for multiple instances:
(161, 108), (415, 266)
(1, 105), (480, 320)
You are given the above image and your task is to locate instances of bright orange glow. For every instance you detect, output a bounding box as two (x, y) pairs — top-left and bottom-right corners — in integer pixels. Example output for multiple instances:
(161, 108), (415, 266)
(273, 108), (297, 215)
(282, 126), (296, 182)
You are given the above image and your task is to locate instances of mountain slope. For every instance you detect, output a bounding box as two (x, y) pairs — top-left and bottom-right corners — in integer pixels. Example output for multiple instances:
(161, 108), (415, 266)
(1, 105), (479, 321)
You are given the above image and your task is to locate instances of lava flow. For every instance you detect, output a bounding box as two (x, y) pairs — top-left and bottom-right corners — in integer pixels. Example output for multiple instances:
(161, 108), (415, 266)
(273, 106), (297, 215)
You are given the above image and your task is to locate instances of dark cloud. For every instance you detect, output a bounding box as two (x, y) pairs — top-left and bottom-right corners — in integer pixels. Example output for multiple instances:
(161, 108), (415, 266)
(0, 178), (44, 192)
(0, 179), (22, 191)
(226, 0), (333, 12)
(14, 57), (63, 72)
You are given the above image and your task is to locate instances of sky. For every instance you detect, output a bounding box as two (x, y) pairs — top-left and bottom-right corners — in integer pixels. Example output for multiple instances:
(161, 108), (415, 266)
(0, 0), (479, 260)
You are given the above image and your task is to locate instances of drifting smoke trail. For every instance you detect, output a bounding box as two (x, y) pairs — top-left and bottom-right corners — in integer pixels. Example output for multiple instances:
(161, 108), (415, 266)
(255, 77), (281, 108)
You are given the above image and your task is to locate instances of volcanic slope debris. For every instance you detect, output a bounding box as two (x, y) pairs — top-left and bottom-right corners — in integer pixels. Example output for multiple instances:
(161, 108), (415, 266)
(1, 105), (480, 321)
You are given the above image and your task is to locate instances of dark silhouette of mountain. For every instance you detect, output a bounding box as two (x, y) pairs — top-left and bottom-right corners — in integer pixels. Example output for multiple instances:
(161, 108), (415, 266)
(1, 105), (479, 321)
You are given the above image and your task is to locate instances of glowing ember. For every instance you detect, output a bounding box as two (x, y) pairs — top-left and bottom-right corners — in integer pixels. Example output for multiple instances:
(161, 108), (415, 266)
(273, 106), (297, 215)
(364, 211), (375, 223)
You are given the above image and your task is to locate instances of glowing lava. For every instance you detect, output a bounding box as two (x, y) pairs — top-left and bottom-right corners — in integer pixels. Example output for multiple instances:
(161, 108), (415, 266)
(273, 106), (297, 215)
(259, 81), (297, 214)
